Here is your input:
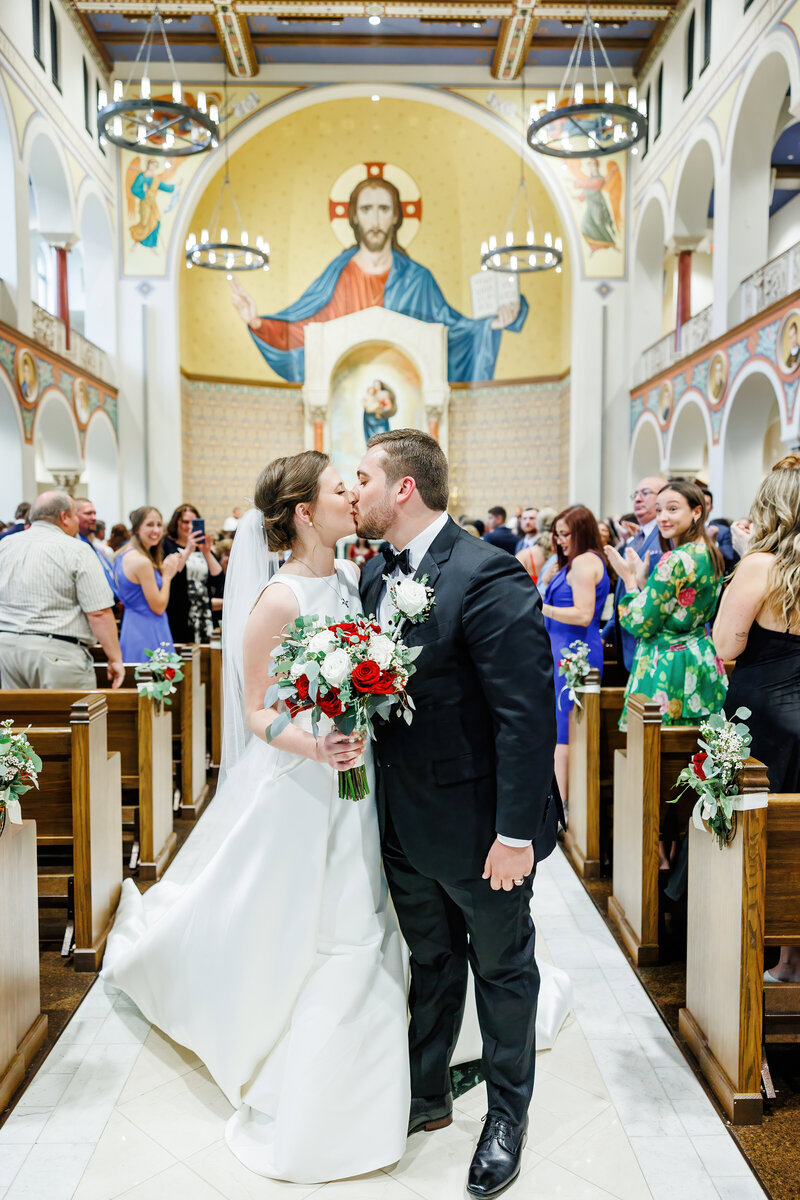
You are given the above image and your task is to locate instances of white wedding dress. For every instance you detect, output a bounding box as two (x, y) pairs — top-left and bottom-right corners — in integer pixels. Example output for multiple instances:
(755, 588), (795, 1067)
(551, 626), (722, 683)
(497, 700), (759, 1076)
(102, 531), (572, 1184)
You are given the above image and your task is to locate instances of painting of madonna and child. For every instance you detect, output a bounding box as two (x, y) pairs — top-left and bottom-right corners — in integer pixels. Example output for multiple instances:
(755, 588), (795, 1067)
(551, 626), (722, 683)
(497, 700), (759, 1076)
(228, 175), (526, 384)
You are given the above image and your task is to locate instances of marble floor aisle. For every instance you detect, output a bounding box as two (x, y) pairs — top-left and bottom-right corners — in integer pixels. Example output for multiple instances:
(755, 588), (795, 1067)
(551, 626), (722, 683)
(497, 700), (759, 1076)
(0, 847), (765, 1200)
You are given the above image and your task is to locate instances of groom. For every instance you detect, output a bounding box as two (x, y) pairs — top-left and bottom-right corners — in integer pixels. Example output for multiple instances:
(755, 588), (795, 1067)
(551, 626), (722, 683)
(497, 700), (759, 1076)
(354, 430), (561, 1198)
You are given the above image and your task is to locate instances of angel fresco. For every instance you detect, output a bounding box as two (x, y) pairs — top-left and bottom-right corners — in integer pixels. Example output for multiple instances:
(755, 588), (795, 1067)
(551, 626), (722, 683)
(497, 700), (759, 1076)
(126, 156), (181, 250)
(567, 158), (623, 255)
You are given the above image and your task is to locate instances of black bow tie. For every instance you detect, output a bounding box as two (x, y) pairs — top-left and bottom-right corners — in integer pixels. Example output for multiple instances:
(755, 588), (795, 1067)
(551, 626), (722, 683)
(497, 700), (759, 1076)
(381, 546), (412, 575)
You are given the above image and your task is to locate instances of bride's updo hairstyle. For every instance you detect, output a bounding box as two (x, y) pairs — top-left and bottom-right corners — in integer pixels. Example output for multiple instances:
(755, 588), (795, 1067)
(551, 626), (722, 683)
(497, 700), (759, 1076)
(255, 450), (330, 552)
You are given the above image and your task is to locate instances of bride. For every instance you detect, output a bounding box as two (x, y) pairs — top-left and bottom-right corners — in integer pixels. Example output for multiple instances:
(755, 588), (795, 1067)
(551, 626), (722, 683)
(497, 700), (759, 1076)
(102, 450), (411, 1182)
(102, 449), (572, 1184)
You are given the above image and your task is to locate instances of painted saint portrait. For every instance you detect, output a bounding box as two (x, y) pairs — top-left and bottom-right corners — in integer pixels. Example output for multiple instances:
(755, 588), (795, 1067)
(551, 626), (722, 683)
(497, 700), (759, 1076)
(708, 351), (727, 403)
(361, 378), (398, 443)
(658, 380), (673, 426)
(73, 378), (90, 425)
(126, 156), (180, 250)
(230, 174), (527, 383)
(566, 158), (622, 255)
(778, 311), (800, 374)
(15, 349), (38, 406)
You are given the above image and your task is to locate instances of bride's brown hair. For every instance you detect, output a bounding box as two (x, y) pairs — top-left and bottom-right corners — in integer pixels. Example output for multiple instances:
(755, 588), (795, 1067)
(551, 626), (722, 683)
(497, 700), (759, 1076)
(254, 451), (330, 552)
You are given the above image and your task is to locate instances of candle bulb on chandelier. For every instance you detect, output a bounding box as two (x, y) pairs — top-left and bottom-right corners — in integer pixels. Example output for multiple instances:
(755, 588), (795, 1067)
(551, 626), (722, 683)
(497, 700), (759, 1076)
(197, 91), (207, 114)
(113, 79), (123, 102)
(172, 81), (182, 103)
(546, 90), (556, 111)
(140, 76), (150, 100)
(526, 229), (534, 245)
(574, 82), (583, 105)
(628, 86), (637, 108)
(604, 81), (614, 103)
(241, 230), (248, 245)
(97, 89), (107, 110)
(221, 227), (228, 243)
(505, 231), (513, 247)
(209, 103), (219, 124)
(201, 228), (209, 244)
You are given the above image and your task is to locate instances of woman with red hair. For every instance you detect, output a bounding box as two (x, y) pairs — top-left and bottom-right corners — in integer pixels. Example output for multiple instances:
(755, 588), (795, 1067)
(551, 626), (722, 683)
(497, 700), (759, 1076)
(541, 505), (610, 804)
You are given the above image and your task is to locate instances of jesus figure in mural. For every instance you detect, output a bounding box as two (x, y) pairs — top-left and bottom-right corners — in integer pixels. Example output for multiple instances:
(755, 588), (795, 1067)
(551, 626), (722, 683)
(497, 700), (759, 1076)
(229, 177), (528, 384)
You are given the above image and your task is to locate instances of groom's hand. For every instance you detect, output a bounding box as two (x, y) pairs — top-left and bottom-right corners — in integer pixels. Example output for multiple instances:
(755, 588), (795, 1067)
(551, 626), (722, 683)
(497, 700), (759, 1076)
(482, 839), (534, 892)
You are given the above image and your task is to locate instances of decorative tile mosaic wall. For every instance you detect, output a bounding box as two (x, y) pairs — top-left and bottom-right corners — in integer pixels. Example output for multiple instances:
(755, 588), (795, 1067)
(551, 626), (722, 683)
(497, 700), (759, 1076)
(182, 373), (571, 535)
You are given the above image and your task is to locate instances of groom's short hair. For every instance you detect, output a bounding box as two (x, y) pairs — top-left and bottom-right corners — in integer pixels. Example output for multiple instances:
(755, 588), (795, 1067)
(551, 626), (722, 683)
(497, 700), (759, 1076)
(367, 429), (449, 512)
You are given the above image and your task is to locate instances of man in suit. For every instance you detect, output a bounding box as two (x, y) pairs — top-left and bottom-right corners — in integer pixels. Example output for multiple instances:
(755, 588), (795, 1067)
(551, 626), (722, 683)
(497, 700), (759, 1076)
(483, 506), (519, 554)
(601, 475), (665, 675)
(0, 502), (30, 540)
(698, 485), (738, 572)
(514, 506), (539, 554)
(75, 499), (119, 599)
(354, 430), (560, 1198)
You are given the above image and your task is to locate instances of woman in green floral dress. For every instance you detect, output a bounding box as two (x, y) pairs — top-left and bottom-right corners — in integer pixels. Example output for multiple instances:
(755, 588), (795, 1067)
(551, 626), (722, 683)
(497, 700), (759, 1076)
(605, 480), (728, 731)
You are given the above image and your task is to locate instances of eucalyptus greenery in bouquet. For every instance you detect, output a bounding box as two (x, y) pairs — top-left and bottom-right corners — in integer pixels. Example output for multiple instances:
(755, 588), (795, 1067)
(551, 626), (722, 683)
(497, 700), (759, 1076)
(557, 639), (591, 720)
(0, 719), (42, 833)
(672, 707), (752, 849)
(134, 644), (185, 708)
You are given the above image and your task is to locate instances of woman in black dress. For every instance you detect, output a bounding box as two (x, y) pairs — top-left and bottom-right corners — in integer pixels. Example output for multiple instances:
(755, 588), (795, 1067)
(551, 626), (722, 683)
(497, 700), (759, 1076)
(714, 467), (800, 982)
(163, 504), (224, 643)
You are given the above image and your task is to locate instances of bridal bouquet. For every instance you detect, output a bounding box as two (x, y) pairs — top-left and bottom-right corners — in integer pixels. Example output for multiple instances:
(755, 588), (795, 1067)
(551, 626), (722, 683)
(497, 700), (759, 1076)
(671, 707), (752, 849)
(557, 639), (591, 719)
(266, 614), (422, 801)
(0, 719), (42, 834)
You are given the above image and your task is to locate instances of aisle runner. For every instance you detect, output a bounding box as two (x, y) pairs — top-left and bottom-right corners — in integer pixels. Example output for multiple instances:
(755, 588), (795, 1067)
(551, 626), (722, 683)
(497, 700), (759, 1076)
(0, 848), (762, 1200)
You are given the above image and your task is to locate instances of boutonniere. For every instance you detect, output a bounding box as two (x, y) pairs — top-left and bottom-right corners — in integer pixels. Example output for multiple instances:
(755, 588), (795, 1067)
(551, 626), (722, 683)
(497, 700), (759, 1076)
(384, 573), (436, 636)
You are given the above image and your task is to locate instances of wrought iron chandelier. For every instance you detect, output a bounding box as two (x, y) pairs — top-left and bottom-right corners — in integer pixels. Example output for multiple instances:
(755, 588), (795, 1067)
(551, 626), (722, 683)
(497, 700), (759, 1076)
(184, 74), (269, 274)
(481, 79), (563, 275)
(527, 4), (647, 159)
(96, 5), (218, 156)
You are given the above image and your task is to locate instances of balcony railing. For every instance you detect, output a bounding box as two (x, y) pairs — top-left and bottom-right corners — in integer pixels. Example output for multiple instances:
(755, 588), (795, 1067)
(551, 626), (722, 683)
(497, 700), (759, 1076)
(738, 239), (800, 324)
(31, 303), (116, 386)
(679, 304), (712, 357)
(635, 330), (676, 386)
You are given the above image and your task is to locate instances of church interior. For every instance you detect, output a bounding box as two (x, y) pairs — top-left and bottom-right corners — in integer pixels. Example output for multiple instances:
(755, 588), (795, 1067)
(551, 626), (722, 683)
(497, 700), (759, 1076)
(1, 1), (800, 1197)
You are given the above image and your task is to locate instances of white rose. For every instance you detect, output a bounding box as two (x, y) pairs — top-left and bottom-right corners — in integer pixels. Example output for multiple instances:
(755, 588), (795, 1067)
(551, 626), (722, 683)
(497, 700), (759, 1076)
(368, 633), (396, 670)
(320, 648), (351, 687)
(307, 629), (336, 654)
(394, 578), (428, 617)
(289, 659), (307, 680)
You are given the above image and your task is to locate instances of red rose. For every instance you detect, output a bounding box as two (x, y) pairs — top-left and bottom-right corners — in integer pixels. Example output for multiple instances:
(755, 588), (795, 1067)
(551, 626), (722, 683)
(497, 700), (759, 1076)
(372, 669), (398, 694)
(295, 675), (310, 701)
(677, 587), (696, 607)
(692, 751), (708, 780)
(352, 660), (382, 692)
(164, 667), (176, 680)
(318, 689), (344, 717)
(370, 623), (381, 633)
(329, 621), (358, 638)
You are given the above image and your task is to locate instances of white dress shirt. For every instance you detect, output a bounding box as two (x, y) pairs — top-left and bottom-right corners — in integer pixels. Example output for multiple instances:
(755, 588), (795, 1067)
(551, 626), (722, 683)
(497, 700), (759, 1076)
(377, 511), (529, 851)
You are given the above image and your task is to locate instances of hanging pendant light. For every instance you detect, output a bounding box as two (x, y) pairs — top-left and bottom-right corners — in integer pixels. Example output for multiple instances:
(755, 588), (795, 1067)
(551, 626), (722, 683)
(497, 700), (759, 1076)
(96, 5), (217, 156)
(481, 77), (563, 276)
(184, 70), (269, 275)
(527, 3), (647, 159)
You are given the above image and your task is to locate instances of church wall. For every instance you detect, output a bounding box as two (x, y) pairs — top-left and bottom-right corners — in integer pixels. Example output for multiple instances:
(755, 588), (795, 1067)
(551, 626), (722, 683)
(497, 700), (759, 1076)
(181, 374), (304, 534)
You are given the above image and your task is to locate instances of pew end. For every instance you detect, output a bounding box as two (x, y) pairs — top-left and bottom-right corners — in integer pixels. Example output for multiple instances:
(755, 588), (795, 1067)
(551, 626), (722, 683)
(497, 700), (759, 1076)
(565, 671), (625, 879)
(172, 645), (210, 820)
(199, 640), (223, 768)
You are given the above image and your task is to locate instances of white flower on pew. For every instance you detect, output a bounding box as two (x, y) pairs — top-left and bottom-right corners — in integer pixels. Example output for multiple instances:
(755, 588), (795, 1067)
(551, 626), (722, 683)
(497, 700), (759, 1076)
(134, 644), (186, 709)
(0, 720), (42, 828)
(671, 707), (753, 849)
(557, 639), (592, 719)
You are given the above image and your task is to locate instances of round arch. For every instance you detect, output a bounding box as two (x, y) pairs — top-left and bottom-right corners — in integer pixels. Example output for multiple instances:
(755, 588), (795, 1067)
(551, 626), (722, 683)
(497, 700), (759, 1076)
(629, 414), (664, 491)
(25, 124), (74, 237)
(726, 34), (800, 315)
(77, 188), (116, 353)
(0, 74), (18, 300)
(672, 133), (717, 320)
(34, 389), (82, 487)
(0, 373), (25, 521)
(631, 191), (668, 361)
(84, 411), (120, 524)
(666, 393), (711, 479)
(721, 366), (784, 517)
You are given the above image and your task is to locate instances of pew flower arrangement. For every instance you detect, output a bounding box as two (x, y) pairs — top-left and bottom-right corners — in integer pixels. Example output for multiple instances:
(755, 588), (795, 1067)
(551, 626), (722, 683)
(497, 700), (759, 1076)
(134, 644), (185, 709)
(0, 720), (42, 835)
(557, 640), (591, 720)
(672, 707), (752, 849)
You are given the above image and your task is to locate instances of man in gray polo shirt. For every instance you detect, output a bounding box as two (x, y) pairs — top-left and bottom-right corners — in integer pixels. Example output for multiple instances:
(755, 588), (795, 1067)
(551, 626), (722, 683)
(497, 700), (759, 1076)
(0, 491), (125, 690)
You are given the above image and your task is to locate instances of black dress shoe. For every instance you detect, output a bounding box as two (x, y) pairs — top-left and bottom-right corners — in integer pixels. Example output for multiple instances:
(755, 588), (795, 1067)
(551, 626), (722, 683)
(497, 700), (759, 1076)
(407, 1093), (453, 1135)
(466, 1114), (528, 1197)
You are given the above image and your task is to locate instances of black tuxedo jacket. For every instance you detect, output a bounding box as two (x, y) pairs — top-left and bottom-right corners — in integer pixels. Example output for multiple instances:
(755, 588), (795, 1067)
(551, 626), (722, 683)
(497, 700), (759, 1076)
(360, 516), (562, 881)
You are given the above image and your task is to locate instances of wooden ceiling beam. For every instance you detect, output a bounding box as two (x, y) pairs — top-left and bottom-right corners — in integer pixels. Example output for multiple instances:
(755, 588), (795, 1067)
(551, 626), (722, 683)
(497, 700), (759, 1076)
(96, 28), (647, 50)
(211, 2), (258, 75)
(491, 6), (537, 80)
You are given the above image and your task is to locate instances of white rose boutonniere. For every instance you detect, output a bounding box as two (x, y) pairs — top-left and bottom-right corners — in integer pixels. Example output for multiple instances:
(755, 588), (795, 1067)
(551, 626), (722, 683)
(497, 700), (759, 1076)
(386, 573), (436, 633)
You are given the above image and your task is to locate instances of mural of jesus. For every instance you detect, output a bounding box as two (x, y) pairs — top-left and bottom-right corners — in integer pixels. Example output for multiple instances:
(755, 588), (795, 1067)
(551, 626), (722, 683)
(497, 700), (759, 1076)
(229, 177), (528, 383)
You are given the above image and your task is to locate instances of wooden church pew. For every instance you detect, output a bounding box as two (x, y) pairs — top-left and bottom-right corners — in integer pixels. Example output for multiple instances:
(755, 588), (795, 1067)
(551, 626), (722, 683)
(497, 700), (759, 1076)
(565, 669), (625, 878)
(8, 685), (176, 882)
(679, 758), (800, 1124)
(608, 693), (699, 965)
(11, 696), (122, 970)
(0, 819), (49, 1109)
(171, 645), (210, 819)
(199, 639), (223, 768)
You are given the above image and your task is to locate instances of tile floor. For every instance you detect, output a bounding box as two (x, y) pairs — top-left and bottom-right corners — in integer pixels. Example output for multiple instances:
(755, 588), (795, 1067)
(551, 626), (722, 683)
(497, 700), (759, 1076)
(0, 847), (766, 1200)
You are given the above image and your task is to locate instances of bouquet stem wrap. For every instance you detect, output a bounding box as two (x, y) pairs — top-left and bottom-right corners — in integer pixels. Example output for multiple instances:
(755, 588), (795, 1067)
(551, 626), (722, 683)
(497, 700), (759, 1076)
(339, 758), (368, 802)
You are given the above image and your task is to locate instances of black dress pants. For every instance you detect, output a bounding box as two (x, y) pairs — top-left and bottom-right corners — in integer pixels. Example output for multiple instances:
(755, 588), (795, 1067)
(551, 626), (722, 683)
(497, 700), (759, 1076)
(382, 813), (539, 1127)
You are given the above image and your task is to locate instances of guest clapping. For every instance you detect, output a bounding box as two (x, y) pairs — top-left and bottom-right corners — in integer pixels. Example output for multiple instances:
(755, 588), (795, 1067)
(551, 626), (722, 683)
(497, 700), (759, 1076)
(163, 504), (223, 643)
(713, 469), (800, 982)
(541, 506), (610, 803)
(601, 478), (665, 674)
(606, 480), (727, 733)
(115, 507), (186, 662)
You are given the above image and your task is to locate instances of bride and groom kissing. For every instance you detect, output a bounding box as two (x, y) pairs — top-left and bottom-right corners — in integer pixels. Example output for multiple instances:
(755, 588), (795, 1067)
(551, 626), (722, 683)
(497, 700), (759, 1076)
(101, 428), (564, 1198)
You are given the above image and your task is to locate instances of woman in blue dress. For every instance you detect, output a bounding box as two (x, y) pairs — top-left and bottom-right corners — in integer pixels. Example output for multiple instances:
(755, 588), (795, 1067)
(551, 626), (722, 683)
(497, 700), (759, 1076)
(541, 505), (610, 807)
(114, 506), (187, 662)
